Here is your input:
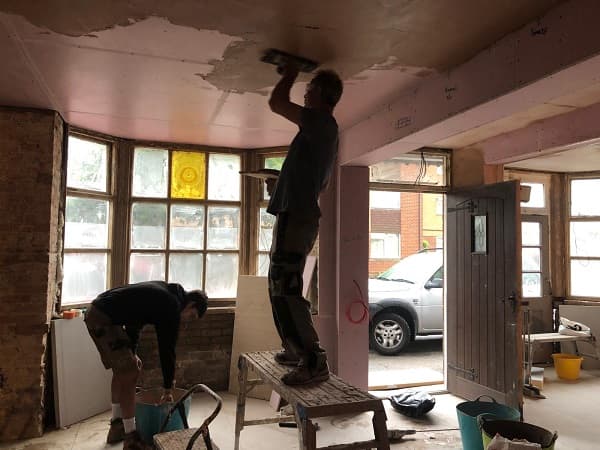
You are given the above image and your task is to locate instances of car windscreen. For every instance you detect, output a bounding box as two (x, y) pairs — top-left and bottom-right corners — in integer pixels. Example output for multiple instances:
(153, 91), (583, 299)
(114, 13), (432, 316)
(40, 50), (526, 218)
(376, 252), (441, 284)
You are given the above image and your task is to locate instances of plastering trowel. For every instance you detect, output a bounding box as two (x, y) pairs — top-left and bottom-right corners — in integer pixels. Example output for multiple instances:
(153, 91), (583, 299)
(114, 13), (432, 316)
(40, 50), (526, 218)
(261, 48), (319, 73)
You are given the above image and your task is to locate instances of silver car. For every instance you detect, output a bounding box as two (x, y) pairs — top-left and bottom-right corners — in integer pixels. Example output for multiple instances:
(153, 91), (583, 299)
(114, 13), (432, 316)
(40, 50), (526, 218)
(368, 250), (443, 355)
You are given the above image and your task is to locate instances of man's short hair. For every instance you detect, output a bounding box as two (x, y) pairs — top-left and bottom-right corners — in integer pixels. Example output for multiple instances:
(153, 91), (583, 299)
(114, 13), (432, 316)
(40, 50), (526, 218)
(185, 290), (208, 317)
(311, 70), (343, 108)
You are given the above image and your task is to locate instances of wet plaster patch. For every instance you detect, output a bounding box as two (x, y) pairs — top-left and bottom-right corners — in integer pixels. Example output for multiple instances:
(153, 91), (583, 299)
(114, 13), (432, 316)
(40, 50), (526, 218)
(0, 0), (562, 94)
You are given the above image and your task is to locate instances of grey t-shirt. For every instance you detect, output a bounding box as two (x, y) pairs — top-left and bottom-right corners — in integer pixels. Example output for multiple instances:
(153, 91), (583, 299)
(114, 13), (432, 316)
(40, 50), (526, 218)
(267, 107), (338, 218)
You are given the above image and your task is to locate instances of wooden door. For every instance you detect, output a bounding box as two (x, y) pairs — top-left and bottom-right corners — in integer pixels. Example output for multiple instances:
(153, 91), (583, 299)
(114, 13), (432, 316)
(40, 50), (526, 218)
(446, 181), (522, 410)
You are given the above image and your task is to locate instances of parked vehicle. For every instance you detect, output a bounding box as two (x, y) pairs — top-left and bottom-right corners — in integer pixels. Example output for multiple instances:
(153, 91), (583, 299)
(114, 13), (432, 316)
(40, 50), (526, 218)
(369, 249), (443, 355)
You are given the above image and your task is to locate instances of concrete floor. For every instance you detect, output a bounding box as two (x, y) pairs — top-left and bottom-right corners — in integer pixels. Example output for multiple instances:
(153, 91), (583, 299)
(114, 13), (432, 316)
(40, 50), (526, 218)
(1, 366), (598, 450)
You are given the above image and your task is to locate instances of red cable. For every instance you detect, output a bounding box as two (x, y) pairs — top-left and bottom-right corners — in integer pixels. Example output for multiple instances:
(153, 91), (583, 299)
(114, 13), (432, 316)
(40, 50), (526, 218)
(346, 280), (369, 324)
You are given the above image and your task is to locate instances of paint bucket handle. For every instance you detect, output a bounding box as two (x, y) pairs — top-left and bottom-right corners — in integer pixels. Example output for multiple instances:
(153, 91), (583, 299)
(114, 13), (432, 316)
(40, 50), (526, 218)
(474, 395), (497, 403)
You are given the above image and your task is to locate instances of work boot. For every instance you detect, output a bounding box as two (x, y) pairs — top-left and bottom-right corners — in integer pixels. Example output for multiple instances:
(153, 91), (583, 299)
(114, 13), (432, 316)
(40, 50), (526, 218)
(281, 353), (329, 385)
(274, 350), (300, 366)
(122, 430), (152, 450)
(106, 418), (125, 444)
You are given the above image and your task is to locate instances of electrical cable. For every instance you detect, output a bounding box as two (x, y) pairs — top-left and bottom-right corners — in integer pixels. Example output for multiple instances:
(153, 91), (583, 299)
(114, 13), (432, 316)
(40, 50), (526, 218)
(346, 279), (369, 324)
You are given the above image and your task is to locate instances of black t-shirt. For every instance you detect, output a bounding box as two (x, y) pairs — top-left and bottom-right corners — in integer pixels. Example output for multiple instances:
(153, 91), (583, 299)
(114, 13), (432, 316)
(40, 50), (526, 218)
(92, 281), (185, 388)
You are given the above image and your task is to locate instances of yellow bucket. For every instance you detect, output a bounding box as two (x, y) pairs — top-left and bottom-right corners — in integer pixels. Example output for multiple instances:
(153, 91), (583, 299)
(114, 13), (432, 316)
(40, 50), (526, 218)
(552, 353), (583, 380)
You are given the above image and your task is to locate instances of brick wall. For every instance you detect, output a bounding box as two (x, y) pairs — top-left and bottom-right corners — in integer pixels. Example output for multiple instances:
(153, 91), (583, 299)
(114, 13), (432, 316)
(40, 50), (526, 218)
(137, 309), (234, 391)
(0, 108), (64, 441)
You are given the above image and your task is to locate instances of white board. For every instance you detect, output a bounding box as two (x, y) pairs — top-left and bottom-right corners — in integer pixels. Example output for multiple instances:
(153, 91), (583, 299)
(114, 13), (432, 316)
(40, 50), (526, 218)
(51, 316), (112, 427)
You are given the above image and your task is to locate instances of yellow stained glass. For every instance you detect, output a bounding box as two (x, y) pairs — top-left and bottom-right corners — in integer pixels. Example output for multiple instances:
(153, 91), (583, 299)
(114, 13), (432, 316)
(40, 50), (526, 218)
(171, 151), (206, 199)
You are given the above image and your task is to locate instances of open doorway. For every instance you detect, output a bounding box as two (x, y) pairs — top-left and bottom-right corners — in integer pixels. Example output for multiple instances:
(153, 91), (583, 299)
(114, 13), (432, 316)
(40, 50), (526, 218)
(367, 150), (449, 390)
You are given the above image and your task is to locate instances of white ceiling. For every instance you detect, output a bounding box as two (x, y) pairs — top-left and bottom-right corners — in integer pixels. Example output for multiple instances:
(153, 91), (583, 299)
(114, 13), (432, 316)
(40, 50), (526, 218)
(506, 142), (600, 173)
(0, 0), (562, 149)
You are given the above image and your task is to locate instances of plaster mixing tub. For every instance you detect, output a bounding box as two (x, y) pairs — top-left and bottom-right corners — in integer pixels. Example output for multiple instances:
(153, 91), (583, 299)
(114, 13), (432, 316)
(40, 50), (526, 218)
(135, 387), (191, 444)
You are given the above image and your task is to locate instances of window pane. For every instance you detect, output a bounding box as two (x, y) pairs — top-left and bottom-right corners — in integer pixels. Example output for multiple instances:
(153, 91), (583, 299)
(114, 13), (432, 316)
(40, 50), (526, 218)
(571, 179), (600, 216)
(370, 235), (384, 258)
(129, 253), (165, 283)
(206, 253), (238, 298)
(570, 259), (600, 297)
(370, 191), (401, 209)
(66, 136), (108, 192)
(259, 208), (275, 251)
(170, 205), (204, 250)
(208, 153), (240, 201)
(62, 253), (107, 305)
(171, 151), (206, 199)
(168, 253), (203, 290)
(132, 148), (168, 198)
(65, 197), (109, 248)
(369, 154), (447, 186)
(522, 222), (540, 246)
(264, 156), (285, 170)
(570, 222), (600, 257)
(520, 182), (544, 208)
(131, 203), (167, 249)
(522, 273), (541, 298)
(522, 248), (541, 271)
(207, 206), (239, 250)
(257, 253), (269, 276)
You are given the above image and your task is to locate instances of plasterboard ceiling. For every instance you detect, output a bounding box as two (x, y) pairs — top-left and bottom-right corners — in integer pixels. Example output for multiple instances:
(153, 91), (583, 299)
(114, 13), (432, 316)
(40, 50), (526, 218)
(506, 142), (600, 173)
(0, 0), (561, 149)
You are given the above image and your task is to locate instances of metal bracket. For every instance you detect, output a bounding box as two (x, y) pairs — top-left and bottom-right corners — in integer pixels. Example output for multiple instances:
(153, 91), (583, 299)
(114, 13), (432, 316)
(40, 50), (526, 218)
(448, 363), (477, 380)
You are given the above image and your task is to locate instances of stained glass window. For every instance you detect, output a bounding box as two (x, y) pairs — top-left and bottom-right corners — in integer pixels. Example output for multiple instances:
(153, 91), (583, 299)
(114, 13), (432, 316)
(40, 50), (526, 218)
(171, 151), (206, 199)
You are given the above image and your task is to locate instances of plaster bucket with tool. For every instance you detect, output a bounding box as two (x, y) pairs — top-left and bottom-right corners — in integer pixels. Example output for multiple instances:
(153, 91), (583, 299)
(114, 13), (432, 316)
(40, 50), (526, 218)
(552, 353), (583, 380)
(479, 416), (558, 450)
(135, 387), (191, 444)
(456, 395), (520, 450)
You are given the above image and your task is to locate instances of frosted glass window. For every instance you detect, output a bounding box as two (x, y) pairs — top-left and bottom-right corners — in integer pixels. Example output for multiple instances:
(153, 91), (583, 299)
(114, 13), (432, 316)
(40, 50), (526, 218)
(62, 253), (107, 305)
(65, 197), (109, 248)
(171, 151), (206, 199)
(131, 203), (167, 249)
(370, 191), (401, 209)
(208, 153), (240, 201)
(520, 182), (545, 208)
(522, 248), (541, 271)
(66, 136), (108, 192)
(370, 154), (447, 186)
(129, 253), (165, 283)
(207, 206), (240, 250)
(206, 253), (239, 298)
(522, 222), (540, 246)
(257, 253), (270, 276)
(133, 148), (168, 198)
(570, 259), (600, 297)
(170, 205), (204, 250)
(169, 254), (203, 290)
(522, 273), (542, 298)
(259, 208), (275, 251)
(571, 179), (600, 216)
(570, 222), (600, 257)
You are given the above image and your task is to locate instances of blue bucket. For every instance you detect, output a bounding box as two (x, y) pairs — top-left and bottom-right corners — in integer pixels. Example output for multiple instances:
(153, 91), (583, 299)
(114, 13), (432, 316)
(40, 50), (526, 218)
(135, 388), (191, 444)
(456, 395), (520, 450)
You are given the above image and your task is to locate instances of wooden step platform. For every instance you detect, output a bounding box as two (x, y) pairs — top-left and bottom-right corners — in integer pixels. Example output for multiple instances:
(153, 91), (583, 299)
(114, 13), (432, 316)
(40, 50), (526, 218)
(234, 351), (390, 450)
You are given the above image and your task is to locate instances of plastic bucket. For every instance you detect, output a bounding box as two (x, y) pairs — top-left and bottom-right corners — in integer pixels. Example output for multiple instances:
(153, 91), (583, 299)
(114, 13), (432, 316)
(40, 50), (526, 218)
(480, 418), (558, 450)
(135, 388), (191, 444)
(552, 353), (583, 380)
(456, 395), (520, 450)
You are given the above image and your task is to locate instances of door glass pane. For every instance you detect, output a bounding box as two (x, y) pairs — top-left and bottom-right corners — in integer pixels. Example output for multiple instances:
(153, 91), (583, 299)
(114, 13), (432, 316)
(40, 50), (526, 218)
(571, 179), (600, 216)
(65, 197), (109, 248)
(171, 151), (206, 199)
(522, 248), (541, 271)
(206, 253), (239, 298)
(66, 136), (108, 192)
(257, 253), (269, 276)
(62, 253), (107, 305)
(132, 148), (168, 198)
(170, 205), (204, 250)
(520, 182), (545, 208)
(168, 253), (203, 290)
(208, 153), (240, 201)
(522, 222), (540, 246)
(570, 259), (600, 297)
(570, 222), (600, 257)
(259, 208), (275, 251)
(131, 203), (167, 249)
(522, 273), (541, 298)
(129, 253), (165, 283)
(207, 206), (239, 250)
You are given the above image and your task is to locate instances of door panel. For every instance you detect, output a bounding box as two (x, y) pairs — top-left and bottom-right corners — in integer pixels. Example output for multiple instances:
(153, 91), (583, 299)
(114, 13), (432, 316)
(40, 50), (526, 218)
(447, 181), (522, 410)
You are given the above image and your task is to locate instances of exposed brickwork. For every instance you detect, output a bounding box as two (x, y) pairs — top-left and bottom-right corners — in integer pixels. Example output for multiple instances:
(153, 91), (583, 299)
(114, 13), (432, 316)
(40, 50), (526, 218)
(0, 108), (64, 441)
(137, 310), (234, 391)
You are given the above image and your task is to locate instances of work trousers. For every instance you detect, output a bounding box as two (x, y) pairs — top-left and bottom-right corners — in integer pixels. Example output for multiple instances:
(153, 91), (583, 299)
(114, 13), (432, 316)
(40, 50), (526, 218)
(268, 212), (326, 368)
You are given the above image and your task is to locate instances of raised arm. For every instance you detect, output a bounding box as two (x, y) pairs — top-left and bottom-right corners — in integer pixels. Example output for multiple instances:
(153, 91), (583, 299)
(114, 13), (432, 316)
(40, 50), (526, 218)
(268, 65), (303, 125)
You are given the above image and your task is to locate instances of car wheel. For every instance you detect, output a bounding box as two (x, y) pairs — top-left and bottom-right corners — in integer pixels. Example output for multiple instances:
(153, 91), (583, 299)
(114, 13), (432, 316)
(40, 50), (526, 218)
(370, 312), (411, 355)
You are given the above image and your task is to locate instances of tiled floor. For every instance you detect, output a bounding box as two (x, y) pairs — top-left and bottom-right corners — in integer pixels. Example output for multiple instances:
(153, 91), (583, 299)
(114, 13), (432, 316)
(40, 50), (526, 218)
(2, 368), (598, 449)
